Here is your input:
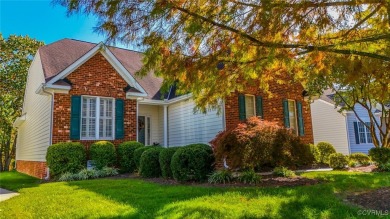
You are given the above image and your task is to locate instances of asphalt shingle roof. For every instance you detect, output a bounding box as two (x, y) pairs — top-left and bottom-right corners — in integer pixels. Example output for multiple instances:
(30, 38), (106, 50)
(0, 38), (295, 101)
(39, 39), (164, 100)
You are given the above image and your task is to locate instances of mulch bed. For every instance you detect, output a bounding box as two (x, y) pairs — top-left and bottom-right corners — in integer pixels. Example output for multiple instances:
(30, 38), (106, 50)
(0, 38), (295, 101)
(110, 174), (321, 188)
(345, 187), (390, 211)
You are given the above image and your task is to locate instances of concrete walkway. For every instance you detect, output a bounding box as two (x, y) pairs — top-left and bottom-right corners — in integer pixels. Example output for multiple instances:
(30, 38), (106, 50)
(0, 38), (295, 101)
(0, 188), (19, 202)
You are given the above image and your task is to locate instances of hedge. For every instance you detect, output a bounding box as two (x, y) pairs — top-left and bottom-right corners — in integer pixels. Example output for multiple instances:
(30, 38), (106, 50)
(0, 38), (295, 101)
(159, 147), (180, 179)
(139, 147), (164, 178)
(89, 141), (116, 169)
(46, 142), (86, 177)
(171, 144), (214, 182)
(117, 141), (144, 173)
(133, 146), (155, 170)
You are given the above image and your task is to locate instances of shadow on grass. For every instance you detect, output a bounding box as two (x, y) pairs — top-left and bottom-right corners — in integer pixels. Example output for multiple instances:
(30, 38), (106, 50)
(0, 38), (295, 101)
(67, 171), (390, 218)
(0, 171), (40, 192)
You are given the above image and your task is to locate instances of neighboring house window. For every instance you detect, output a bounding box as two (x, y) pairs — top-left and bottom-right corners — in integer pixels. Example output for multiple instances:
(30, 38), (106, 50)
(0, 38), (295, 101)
(81, 96), (114, 140)
(288, 100), (298, 134)
(356, 122), (373, 144)
(245, 95), (255, 118)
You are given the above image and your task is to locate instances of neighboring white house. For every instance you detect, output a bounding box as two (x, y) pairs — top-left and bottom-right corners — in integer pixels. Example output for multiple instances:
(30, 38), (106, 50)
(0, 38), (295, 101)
(311, 90), (382, 155)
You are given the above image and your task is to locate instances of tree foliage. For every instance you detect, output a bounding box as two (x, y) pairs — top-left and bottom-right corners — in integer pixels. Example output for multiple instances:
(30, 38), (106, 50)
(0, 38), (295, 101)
(56, 0), (389, 146)
(56, 0), (389, 106)
(0, 34), (44, 171)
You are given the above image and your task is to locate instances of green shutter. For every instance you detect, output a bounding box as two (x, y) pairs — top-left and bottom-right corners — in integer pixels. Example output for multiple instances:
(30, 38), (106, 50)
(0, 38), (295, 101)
(283, 99), (290, 128)
(255, 96), (263, 119)
(115, 99), (125, 139)
(70, 96), (81, 140)
(296, 101), (305, 136)
(238, 94), (246, 121)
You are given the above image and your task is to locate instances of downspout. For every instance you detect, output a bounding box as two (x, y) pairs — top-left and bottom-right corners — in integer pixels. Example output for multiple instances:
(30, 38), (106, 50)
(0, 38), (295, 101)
(41, 84), (53, 180)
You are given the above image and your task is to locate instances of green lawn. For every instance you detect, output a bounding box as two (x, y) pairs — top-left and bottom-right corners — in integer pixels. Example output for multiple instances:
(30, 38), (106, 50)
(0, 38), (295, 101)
(0, 171), (389, 219)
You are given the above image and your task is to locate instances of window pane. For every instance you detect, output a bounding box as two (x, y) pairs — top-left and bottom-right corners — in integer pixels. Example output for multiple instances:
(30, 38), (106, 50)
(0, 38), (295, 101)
(82, 99), (87, 117)
(147, 117), (151, 145)
(81, 118), (87, 137)
(100, 100), (104, 117)
(106, 100), (112, 117)
(99, 119), (104, 137)
(358, 122), (367, 143)
(288, 100), (298, 133)
(106, 119), (112, 137)
(89, 118), (96, 137)
(89, 99), (96, 118)
(245, 95), (255, 118)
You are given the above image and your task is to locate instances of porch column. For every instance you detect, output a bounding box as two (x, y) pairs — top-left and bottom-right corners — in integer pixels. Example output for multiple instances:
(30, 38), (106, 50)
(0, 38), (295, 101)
(163, 105), (168, 147)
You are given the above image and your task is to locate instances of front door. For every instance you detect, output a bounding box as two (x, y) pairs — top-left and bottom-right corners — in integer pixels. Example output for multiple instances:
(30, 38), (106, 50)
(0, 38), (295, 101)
(138, 116), (151, 145)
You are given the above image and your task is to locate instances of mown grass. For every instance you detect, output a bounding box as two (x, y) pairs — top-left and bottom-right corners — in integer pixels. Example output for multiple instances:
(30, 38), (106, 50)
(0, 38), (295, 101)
(0, 171), (389, 218)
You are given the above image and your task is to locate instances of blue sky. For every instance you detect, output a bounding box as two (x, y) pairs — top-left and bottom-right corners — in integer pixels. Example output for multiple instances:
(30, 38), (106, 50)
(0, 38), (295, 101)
(0, 0), (131, 49)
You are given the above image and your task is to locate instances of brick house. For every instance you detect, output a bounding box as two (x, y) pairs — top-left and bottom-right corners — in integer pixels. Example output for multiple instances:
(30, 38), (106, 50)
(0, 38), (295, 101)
(14, 39), (313, 178)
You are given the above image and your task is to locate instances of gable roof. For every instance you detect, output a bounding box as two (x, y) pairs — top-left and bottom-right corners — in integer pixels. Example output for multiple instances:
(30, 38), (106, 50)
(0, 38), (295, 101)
(39, 39), (164, 100)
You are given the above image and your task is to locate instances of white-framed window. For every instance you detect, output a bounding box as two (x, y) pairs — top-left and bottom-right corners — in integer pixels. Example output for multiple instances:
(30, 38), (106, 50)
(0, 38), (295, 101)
(357, 121), (373, 144)
(288, 99), (298, 134)
(81, 96), (115, 140)
(245, 95), (256, 118)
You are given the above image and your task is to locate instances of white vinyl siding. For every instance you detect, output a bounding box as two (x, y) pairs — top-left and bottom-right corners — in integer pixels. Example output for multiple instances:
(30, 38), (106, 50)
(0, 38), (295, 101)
(347, 104), (380, 154)
(81, 96), (114, 140)
(311, 99), (350, 155)
(16, 51), (52, 161)
(168, 99), (223, 146)
(245, 95), (255, 118)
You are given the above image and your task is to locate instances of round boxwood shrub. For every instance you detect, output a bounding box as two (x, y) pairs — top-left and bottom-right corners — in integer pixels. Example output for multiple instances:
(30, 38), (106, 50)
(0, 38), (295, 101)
(89, 141), (116, 169)
(369, 147), (390, 170)
(117, 141), (144, 173)
(171, 144), (214, 182)
(349, 152), (371, 166)
(139, 147), (164, 178)
(133, 146), (155, 170)
(159, 147), (180, 179)
(316, 142), (336, 164)
(46, 142), (86, 177)
(329, 153), (348, 169)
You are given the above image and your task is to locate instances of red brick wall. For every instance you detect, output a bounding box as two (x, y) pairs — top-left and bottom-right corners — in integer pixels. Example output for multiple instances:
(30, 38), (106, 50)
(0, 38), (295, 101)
(224, 79), (313, 144)
(52, 53), (137, 149)
(17, 160), (47, 179)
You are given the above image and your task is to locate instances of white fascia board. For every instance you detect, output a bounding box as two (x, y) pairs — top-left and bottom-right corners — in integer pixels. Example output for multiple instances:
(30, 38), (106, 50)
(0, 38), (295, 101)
(126, 92), (148, 100)
(36, 83), (70, 95)
(138, 93), (193, 106)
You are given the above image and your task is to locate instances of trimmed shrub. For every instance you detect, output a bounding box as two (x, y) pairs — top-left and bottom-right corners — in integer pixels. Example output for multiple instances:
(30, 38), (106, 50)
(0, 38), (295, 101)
(273, 167), (296, 178)
(238, 169), (261, 184)
(369, 147), (390, 170)
(117, 141), (144, 173)
(139, 147), (164, 178)
(348, 160), (358, 167)
(159, 147), (180, 179)
(99, 167), (119, 176)
(171, 144), (214, 182)
(349, 152), (371, 166)
(211, 117), (314, 169)
(208, 170), (233, 184)
(329, 153), (348, 169)
(46, 142), (86, 177)
(133, 146), (155, 170)
(315, 142), (336, 164)
(89, 141), (116, 169)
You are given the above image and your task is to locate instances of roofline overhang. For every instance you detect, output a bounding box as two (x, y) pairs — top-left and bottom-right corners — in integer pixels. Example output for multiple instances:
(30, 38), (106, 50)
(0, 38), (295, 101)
(138, 93), (193, 105)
